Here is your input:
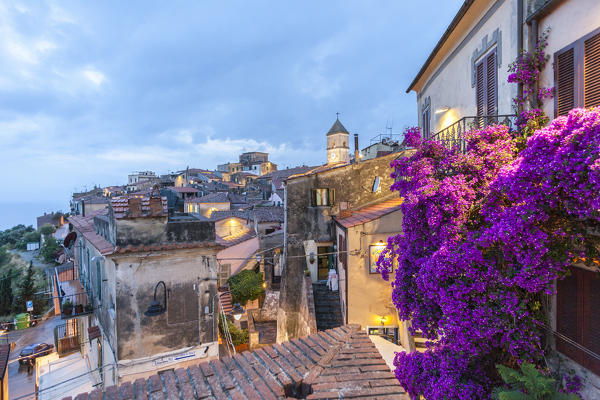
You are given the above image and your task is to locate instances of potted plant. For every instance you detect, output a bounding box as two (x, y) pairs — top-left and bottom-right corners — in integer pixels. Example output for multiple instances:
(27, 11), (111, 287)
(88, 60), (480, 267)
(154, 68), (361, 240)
(84, 303), (93, 313)
(74, 303), (84, 314)
(62, 299), (73, 315)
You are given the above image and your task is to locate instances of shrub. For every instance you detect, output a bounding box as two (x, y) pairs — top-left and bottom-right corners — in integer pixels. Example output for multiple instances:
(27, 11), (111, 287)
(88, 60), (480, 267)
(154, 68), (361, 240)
(492, 363), (580, 400)
(227, 270), (264, 306)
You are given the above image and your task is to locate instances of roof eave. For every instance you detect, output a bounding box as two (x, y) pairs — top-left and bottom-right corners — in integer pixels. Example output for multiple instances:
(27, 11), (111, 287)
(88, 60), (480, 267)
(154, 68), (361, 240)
(405, 0), (475, 93)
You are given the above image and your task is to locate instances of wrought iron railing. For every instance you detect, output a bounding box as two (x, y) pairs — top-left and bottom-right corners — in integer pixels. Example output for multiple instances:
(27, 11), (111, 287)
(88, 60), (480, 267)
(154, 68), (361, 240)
(54, 321), (80, 356)
(59, 291), (93, 319)
(429, 114), (517, 153)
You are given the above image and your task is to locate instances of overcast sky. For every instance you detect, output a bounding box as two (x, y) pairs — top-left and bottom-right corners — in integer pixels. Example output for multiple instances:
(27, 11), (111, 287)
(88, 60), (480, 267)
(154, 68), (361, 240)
(0, 0), (463, 229)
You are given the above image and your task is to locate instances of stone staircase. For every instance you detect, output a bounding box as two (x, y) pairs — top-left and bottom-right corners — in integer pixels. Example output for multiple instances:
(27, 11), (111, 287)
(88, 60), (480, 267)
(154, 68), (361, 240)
(312, 281), (343, 331)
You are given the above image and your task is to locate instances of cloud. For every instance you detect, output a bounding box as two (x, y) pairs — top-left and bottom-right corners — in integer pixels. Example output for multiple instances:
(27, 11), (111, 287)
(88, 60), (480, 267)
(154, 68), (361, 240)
(82, 67), (106, 87)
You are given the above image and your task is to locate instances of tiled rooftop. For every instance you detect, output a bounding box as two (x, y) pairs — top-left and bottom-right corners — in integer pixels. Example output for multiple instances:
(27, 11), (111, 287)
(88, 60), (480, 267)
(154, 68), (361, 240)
(68, 211), (115, 255)
(65, 325), (408, 400)
(216, 230), (257, 247)
(111, 195), (168, 219)
(334, 198), (403, 228)
(188, 192), (230, 204)
(169, 186), (200, 194)
(211, 208), (284, 224)
(0, 344), (10, 382)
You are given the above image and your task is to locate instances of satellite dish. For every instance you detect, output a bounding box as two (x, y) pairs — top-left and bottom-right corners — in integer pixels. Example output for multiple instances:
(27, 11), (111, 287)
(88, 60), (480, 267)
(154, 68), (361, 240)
(64, 232), (77, 248)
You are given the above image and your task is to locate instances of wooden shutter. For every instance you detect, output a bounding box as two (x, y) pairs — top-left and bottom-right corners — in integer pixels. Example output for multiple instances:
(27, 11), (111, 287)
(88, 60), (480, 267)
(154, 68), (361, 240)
(486, 51), (498, 119)
(476, 61), (485, 124)
(556, 47), (576, 116)
(311, 189), (317, 207)
(328, 189), (335, 206)
(586, 271), (600, 374)
(584, 31), (600, 108)
(556, 268), (581, 362)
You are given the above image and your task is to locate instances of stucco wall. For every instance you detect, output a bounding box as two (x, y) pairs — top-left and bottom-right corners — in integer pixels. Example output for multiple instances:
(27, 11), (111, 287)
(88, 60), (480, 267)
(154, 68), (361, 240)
(112, 248), (219, 361)
(416, 0), (519, 135)
(537, 0), (600, 119)
(215, 217), (250, 238)
(344, 210), (402, 330)
(217, 236), (259, 276)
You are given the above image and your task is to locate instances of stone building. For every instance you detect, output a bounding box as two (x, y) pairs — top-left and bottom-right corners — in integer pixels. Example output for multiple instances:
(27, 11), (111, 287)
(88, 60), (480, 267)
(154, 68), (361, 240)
(278, 117), (409, 344)
(59, 189), (222, 390)
(406, 0), (600, 395)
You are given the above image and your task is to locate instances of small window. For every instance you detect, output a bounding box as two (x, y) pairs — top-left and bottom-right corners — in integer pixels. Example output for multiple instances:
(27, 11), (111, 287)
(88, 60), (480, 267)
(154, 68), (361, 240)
(372, 177), (381, 193)
(311, 188), (335, 206)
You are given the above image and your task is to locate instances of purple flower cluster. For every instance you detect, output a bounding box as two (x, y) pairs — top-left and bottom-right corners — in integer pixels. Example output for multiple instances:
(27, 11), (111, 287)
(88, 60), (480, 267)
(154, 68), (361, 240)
(403, 126), (422, 148)
(378, 109), (600, 399)
(508, 28), (552, 111)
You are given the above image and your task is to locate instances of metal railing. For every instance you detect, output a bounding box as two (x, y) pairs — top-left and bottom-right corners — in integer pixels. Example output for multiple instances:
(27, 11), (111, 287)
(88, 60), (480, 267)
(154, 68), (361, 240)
(369, 133), (404, 145)
(429, 114), (517, 153)
(59, 291), (93, 319)
(54, 321), (81, 356)
(55, 263), (77, 284)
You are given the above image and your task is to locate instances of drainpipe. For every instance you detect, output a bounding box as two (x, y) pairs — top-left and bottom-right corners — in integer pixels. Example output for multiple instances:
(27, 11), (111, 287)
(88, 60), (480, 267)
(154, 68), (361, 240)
(530, 18), (539, 108)
(354, 134), (360, 163)
(517, 0), (524, 113)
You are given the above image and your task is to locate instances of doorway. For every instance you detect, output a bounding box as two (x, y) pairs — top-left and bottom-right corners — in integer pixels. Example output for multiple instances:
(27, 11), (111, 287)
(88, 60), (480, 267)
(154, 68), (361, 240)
(317, 246), (334, 281)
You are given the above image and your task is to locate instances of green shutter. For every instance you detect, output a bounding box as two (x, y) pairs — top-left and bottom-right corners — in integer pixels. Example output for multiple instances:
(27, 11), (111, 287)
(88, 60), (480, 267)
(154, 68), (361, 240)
(96, 260), (101, 302)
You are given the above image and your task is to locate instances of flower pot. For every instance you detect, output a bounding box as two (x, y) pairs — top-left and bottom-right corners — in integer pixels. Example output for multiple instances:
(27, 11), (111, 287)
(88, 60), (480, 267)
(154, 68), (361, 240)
(75, 304), (84, 314)
(62, 306), (73, 315)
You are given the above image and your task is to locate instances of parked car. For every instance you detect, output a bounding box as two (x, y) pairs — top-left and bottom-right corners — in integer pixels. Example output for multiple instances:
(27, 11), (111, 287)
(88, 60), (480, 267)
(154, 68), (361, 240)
(19, 343), (54, 365)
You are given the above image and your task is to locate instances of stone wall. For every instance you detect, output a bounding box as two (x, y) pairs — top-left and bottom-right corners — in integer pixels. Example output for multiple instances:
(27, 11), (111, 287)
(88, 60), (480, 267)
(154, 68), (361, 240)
(279, 153), (402, 341)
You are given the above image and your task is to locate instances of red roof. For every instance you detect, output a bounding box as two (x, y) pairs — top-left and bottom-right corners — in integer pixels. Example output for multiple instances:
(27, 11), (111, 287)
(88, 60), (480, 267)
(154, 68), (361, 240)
(335, 198), (403, 228)
(68, 211), (115, 255)
(110, 195), (168, 218)
(66, 325), (408, 400)
(169, 186), (200, 194)
(0, 344), (9, 380)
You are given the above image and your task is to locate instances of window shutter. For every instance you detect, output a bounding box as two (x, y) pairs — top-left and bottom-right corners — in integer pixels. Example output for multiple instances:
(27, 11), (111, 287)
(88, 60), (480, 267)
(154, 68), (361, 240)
(556, 269), (581, 362)
(486, 51), (498, 118)
(328, 189), (335, 206)
(584, 270), (600, 374)
(476, 61), (485, 126)
(584, 31), (600, 108)
(556, 47), (575, 116)
(311, 189), (317, 207)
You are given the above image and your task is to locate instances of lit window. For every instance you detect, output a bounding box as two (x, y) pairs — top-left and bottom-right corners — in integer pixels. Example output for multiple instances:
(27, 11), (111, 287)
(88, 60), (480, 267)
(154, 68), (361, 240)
(311, 188), (335, 206)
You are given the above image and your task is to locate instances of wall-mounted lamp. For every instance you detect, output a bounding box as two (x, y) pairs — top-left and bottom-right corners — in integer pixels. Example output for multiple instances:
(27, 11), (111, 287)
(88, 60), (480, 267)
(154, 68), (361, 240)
(435, 106), (450, 114)
(231, 303), (245, 321)
(145, 281), (167, 317)
(380, 315), (387, 326)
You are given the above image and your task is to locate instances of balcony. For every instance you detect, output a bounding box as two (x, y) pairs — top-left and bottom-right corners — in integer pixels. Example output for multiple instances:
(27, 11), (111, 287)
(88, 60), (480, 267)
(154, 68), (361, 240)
(430, 114), (517, 153)
(55, 264), (93, 320)
(54, 320), (80, 357)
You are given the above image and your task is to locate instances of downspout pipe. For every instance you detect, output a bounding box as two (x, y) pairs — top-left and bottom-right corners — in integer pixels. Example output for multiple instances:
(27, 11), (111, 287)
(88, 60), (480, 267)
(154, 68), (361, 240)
(517, 0), (524, 112)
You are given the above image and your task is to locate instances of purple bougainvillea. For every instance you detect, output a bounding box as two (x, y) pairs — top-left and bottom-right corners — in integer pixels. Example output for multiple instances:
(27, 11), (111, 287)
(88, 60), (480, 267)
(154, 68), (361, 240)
(377, 108), (600, 398)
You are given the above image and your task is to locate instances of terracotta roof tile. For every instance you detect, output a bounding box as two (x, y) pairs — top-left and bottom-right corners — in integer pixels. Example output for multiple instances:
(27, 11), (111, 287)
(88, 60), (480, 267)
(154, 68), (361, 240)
(168, 186), (200, 194)
(68, 211), (115, 255)
(110, 195), (168, 218)
(66, 325), (408, 399)
(335, 198), (403, 228)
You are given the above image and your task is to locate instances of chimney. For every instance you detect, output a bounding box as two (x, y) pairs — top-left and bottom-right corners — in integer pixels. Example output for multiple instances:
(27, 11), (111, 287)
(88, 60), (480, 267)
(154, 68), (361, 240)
(354, 133), (360, 163)
(81, 200), (85, 217)
(128, 197), (143, 218)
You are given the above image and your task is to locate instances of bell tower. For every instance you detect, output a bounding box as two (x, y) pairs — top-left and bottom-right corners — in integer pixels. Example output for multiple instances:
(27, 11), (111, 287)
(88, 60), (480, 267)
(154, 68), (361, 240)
(326, 114), (350, 165)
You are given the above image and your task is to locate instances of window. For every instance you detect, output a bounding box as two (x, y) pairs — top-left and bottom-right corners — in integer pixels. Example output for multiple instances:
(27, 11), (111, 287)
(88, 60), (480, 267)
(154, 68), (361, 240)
(311, 188), (335, 206)
(556, 266), (600, 375)
(475, 49), (498, 124)
(219, 264), (231, 287)
(372, 176), (381, 193)
(422, 106), (431, 139)
(554, 27), (600, 116)
(96, 260), (101, 302)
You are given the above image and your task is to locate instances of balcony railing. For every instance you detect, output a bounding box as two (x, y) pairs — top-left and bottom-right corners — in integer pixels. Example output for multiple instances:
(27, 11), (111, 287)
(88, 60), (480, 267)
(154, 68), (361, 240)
(54, 320), (80, 356)
(55, 264), (92, 319)
(429, 114), (517, 153)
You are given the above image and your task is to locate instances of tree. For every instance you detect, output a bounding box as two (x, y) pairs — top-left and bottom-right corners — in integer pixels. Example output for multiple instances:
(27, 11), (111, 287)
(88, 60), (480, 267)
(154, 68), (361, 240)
(16, 262), (35, 313)
(40, 237), (59, 264)
(39, 224), (56, 236)
(0, 246), (9, 268)
(23, 231), (41, 244)
(0, 270), (13, 316)
(227, 270), (264, 306)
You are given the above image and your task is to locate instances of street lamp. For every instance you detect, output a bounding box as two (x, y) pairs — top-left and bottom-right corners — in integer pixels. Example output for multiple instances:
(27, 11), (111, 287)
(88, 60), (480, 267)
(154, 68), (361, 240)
(144, 281), (167, 317)
(230, 303), (245, 321)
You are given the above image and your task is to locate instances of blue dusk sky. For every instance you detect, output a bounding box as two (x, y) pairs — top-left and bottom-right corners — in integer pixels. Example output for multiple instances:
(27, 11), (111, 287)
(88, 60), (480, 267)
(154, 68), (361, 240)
(0, 0), (463, 229)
